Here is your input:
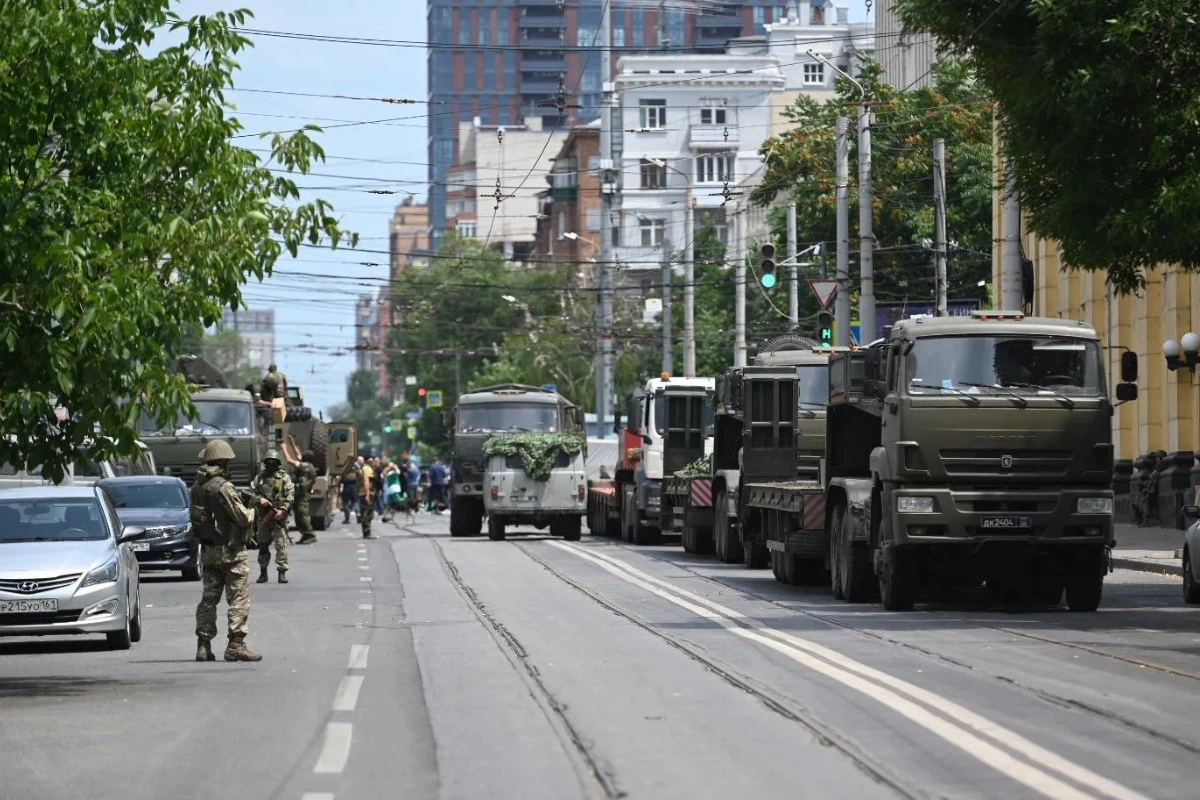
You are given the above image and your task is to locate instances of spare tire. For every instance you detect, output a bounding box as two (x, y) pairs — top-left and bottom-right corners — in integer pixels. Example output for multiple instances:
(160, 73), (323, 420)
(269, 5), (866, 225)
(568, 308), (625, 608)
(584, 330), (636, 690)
(310, 419), (329, 474)
(759, 333), (820, 353)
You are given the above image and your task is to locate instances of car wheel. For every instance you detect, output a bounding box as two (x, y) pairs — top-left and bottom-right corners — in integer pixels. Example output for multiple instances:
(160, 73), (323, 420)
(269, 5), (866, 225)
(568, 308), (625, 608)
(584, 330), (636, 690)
(106, 608), (133, 650)
(129, 594), (143, 644)
(1184, 547), (1200, 604)
(182, 562), (200, 581)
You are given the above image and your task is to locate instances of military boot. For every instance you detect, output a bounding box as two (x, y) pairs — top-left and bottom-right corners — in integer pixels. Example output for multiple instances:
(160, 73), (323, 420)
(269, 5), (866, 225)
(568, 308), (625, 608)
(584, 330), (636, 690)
(297, 533), (317, 545)
(195, 637), (216, 662)
(224, 635), (263, 662)
(257, 567), (268, 584)
(278, 570), (288, 584)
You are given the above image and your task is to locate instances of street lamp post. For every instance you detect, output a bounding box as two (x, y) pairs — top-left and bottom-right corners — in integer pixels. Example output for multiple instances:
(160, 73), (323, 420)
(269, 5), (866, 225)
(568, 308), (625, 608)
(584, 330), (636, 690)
(650, 158), (695, 377)
(1164, 332), (1200, 373)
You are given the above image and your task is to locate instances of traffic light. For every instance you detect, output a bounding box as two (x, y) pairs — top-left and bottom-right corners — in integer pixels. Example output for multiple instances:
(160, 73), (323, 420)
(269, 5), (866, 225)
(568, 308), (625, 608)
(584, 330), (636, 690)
(384, 423), (394, 434)
(417, 387), (427, 398)
(817, 311), (833, 347)
(759, 243), (777, 289)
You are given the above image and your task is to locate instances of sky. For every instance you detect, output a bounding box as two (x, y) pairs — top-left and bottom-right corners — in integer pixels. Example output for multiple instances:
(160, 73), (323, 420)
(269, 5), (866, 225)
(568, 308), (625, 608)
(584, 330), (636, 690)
(178, 0), (873, 418)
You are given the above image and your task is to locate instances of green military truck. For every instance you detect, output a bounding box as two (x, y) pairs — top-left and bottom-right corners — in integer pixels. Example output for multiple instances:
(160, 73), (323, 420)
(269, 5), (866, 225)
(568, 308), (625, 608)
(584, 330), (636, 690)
(272, 385), (358, 531)
(447, 384), (586, 538)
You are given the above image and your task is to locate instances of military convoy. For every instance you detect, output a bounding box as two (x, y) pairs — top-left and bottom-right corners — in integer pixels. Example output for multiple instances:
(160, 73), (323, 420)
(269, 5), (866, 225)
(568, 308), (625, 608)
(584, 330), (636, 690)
(586, 312), (1138, 613)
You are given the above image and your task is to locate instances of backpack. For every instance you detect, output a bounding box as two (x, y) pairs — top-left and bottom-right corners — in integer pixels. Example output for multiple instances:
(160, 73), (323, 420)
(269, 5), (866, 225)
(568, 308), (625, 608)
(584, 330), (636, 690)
(190, 475), (229, 546)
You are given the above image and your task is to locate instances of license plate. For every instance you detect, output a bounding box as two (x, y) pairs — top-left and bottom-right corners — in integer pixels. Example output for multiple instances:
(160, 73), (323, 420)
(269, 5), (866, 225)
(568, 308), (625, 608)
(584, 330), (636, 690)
(0, 599), (58, 613)
(980, 515), (1033, 531)
(131, 543), (150, 552)
(510, 495), (537, 503)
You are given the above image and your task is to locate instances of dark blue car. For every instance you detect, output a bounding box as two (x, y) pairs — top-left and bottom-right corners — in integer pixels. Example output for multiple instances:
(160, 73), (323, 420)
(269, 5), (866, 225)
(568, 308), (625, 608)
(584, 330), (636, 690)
(98, 475), (198, 581)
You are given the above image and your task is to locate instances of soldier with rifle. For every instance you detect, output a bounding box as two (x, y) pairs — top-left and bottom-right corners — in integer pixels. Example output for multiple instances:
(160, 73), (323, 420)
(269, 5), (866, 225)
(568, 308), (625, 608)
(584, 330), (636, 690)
(282, 434), (319, 545)
(252, 450), (294, 584)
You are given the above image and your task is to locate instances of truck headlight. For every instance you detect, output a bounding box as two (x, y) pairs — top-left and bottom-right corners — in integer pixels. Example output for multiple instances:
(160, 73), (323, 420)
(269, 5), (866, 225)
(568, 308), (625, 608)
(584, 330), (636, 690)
(1076, 497), (1113, 514)
(897, 496), (934, 513)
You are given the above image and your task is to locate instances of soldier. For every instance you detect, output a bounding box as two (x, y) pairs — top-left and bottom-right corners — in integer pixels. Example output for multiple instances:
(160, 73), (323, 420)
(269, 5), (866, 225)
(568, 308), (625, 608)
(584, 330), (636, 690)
(358, 456), (376, 539)
(253, 450), (295, 583)
(283, 434), (318, 545)
(192, 439), (270, 663)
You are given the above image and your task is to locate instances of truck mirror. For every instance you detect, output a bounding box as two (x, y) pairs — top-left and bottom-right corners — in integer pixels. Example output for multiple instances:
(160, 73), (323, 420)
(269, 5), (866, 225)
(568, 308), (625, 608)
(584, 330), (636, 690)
(1120, 351), (1138, 383)
(641, 433), (652, 445)
(703, 424), (715, 437)
(1115, 383), (1138, 402)
(1183, 505), (1200, 520)
(574, 407), (585, 427)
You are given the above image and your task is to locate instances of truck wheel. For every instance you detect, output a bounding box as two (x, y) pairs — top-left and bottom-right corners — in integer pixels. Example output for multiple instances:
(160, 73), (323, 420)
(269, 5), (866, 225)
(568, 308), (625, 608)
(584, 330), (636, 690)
(449, 496), (470, 537)
(743, 540), (769, 569)
(879, 547), (917, 611)
(713, 485), (743, 564)
(829, 507), (845, 599)
(1185, 547), (1200, 604)
(832, 507), (877, 604)
(1064, 549), (1104, 612)
(310, 419), (329, 473)
(488, 516), (506, 541)
(682, 524), (697, 554)
(783, 556), (824, 586)
(620, 486), (636, 542)
(553, 516), (582, 541)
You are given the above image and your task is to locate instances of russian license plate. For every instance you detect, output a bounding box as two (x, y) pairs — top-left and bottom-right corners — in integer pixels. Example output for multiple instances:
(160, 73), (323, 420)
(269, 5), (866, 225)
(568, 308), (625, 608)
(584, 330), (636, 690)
(510, 495), (537, 503)
(131, 543), (151, 552)
(0, 599), (58, 613)
(980, 515), (1033, 531)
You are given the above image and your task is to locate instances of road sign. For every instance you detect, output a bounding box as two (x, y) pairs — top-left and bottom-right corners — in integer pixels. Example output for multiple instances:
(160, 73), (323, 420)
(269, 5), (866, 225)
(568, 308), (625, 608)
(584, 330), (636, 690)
(406, 426), (417, 439)
(389, 419), (404, 431)
(426, 390), (444, 409)
(405, 411), (421, 421)
(809, 279), (838, 308)
(405, 375), (417, 386)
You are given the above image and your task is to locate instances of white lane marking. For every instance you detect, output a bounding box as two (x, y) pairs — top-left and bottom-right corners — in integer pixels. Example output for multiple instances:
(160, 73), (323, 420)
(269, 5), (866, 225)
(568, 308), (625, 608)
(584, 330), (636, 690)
(302, 793), (334, 800)
(348, 644), (369, 670)
(359, 565), (369, 571)
(313, 723), (353, 774)
(358, 557), (368, 562)
(358, 604), (373, 611)
(333, 675), (364, 712)
(551, 541), (1149, 800)
(359, 576), (372, 582)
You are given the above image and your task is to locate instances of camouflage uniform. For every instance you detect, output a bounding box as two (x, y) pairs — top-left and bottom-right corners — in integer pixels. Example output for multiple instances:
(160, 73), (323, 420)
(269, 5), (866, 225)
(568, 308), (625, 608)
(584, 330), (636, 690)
(191, 450), (263, 662)
(358, 465), (375, 538)
(253, 456), (295, 579)
(293, 459), (318, 542)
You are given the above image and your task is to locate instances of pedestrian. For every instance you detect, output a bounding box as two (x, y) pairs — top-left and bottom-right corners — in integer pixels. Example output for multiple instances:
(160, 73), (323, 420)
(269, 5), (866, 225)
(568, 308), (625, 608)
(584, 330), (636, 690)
(253, 449), (295, 584)
(283, 434), (318, 544)
(380, 460), (406, 523)
(341, 457), (362, 524)
(405, 458), (421, 513)
(371, 457), (386, 516)
(427, 457), (447, 512)
(191, 439), (270, 663)
(358, 456), (376, 539)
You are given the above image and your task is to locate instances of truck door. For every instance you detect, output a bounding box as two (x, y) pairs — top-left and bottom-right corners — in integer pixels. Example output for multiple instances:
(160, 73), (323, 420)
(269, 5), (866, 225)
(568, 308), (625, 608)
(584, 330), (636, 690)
(663, 390), (709, 475)
(327, 423), (358, 477)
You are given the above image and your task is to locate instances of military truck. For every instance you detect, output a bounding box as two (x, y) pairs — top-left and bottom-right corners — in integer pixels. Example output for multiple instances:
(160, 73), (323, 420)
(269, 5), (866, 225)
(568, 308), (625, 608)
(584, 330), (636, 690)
(447, 384), (587, 538)
(659, 382), (716, 554)
(792, 312), (1136, 611)
(271, 384), (358, 531)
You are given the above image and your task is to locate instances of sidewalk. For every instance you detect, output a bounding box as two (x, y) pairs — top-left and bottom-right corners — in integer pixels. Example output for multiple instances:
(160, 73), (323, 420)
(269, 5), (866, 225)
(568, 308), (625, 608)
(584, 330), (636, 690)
(1112, 521), (1186, 576)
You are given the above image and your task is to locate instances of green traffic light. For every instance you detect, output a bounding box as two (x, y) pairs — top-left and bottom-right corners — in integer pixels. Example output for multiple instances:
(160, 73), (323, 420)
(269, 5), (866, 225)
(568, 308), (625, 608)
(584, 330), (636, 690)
(761, 273), (777, 289)
(384, 426), (393, 434)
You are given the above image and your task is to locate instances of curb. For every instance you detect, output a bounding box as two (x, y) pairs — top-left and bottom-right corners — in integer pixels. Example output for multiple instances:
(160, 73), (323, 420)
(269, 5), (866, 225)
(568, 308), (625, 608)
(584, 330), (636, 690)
(1112, 556), (1181, 577)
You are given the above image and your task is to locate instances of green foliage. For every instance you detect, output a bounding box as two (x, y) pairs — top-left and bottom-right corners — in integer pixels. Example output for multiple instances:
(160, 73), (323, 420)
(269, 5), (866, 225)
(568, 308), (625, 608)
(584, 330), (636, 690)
(0, 2), (353, 481)
(674, 453), (712, 478)
(200, 328), (261, 390)
(896, 0), (1200, 292)
(328, 370), (389, 456)
(482, 432), (586, 482)
(753, 60), (993, 319)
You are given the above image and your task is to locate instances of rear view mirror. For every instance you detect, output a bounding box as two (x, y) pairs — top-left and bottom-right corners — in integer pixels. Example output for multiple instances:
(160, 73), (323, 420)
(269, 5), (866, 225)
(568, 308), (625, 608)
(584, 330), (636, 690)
(574, 407), (585, 427)
(119, 525), (147, 543)
(1183, 505), (1200, 520)
(1115, 383), (1138, 402)
(1120, 351), (1138, 383)
(641, 433), (652, 445)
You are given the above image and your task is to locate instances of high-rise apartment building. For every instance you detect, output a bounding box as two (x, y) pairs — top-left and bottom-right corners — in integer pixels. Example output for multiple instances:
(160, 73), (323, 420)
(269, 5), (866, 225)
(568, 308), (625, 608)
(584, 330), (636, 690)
(427, 0), (803, 250)
(874, 0), (938, 90)
(220, 309), (275, 371)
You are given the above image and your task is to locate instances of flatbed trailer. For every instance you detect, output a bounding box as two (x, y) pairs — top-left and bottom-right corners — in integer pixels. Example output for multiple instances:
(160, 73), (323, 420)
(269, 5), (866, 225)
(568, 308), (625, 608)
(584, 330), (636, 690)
(663, 475), (714, 554)
(586, 480), (621, 537)
(742, 479), (829, 584)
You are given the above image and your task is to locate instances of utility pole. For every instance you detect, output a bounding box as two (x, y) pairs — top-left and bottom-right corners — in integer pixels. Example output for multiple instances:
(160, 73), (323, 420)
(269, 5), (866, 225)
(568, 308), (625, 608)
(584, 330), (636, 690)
(734, 204), (747, 367)
(1001, 164), (1023, 311)
(683, 192), (696, 376)
(786, 202), (799, 329)
(857, 102), (875, 344)
(834, 116), (851, 349)
(596, 1), (614, 438)
(661, 238), (673, 373)
(933, 138), (948, 317)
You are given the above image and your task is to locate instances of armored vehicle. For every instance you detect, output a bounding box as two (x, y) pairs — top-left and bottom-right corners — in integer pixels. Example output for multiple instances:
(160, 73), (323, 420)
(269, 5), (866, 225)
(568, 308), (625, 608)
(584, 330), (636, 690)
(271, 384), (358, 531)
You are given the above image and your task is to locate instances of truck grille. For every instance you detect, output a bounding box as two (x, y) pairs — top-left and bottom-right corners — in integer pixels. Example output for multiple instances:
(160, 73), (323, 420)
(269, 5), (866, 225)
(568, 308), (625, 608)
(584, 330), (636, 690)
(939, 450), (1072, 478)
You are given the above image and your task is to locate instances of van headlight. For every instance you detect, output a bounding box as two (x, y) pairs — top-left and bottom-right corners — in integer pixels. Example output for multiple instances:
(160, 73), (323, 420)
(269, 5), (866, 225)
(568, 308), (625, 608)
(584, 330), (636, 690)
(897, 496), (935, 513)
(81, 557), (120, 588)
(1076, 497), (1113, 514)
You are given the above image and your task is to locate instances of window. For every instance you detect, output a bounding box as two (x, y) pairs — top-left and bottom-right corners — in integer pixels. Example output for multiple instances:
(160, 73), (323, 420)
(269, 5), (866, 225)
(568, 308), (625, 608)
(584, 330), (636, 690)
(504, 51), (516, 85)
(665, 8), (685, 45)
(639, 99), (666, 129)
(803, 62), (825, 85)
(639, 219), (665, 247)
(631, 10), (645, 46)
(459, 23), (471, 45)
(457, 221), (477, 238)
(753, 6), (765, 34)
(699, 107), (727, 125)
(640, 158), (667, 189)
(695, 154), (733, 184)
(478, 11), (491, 46)
(587, 154), (602, 174)
(497, 12), (509, 44)
(613, 27), (625, 47)
(586, 208), (600, 231)
(483, 54), (496, 85)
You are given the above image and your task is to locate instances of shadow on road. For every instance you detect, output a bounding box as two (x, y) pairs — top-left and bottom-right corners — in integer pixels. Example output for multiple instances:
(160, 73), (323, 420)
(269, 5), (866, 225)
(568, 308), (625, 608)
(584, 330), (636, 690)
(0, 674), (121, 698)
(0, 638), (111, 657)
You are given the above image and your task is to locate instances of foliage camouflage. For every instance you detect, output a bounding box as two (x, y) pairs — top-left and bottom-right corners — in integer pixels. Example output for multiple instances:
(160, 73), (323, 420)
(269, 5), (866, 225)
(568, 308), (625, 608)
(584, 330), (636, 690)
(752, 60), (993, 311)
(0, 2), (353, 481)
(482, 432), (587, 483)
(674, 453), (712, 478)
(896, 0), (1200, 292)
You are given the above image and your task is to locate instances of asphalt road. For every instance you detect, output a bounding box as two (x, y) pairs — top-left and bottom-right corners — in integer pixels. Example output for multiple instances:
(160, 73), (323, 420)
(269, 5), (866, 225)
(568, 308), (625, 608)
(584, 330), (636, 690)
(3, 514), (1200, 800)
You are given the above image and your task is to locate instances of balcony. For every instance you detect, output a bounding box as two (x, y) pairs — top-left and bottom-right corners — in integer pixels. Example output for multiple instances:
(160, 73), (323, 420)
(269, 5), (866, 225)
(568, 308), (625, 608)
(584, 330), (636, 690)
(689, 126), (739, 149)
(696, 14), (743, 29)
(521, 57), (567, 73)
(519, 16), (564, 30)
(520, 79), (561, 94)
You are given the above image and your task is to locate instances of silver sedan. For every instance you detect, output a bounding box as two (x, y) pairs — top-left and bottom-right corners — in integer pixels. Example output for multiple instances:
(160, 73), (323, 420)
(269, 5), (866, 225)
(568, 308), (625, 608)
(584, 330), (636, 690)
(0, 485), (147, 649)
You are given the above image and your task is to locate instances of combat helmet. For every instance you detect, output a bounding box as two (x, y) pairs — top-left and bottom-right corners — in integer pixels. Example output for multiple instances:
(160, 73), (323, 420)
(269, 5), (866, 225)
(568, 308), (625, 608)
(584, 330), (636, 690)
(263, 449), (283, 464)
(302, 450), (315, 463)
(198, 440), (236, 463)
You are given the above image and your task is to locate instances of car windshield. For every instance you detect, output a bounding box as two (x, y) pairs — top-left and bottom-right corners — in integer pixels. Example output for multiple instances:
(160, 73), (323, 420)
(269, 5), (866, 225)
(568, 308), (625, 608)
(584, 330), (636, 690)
(0, 499), (109, 542)
(138, 400), (253, 436)
(100, 482), (186, 510)
(457, 402), (558, 433)
(797, 365), (830, 408)
(905, 335), (1105, 397)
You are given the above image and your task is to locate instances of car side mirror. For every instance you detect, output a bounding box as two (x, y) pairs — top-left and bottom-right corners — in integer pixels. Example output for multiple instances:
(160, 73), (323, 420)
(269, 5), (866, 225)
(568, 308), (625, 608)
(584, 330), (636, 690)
(641, 433), (652, 445)
(1183, 505), (1200, 520)
(119, 525), (147, 543)
(1115, 383), (1138, 402)
(1120, 351), (1138, 383)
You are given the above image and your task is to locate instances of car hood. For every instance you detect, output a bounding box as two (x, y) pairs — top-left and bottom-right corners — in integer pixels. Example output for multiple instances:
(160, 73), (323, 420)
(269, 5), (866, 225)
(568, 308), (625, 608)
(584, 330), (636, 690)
(115, 508), (189, 528)
(0, 539), (114, 577)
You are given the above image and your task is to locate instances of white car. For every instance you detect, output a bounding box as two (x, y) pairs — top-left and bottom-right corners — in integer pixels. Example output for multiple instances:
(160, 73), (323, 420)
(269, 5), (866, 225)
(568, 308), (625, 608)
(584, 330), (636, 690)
(0, 486), (147, 649)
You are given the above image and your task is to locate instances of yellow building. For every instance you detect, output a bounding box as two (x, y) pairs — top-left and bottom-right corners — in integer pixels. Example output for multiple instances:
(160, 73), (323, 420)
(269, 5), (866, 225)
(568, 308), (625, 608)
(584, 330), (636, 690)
(991, 134), (1197, 463)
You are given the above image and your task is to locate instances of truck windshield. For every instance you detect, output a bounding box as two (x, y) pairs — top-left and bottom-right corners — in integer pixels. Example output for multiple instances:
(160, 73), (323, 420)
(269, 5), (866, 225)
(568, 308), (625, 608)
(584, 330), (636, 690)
(905, 335), (1105, 396)
(457, 403), (558, 433)
(797, 365), (830, 408)
(138, 400), (254, 436)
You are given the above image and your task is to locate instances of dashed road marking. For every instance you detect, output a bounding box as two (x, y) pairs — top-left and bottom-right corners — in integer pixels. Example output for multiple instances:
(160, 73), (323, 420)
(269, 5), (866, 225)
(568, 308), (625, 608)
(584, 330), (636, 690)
(349, 644), (369, 670)
(358, 557), (368, 562)
(333, 675), (364, 712)
(359, 576), (372, 582)
(359, 566), (369, 571)
(302, 793), (334, 800)
(313, 723), (353, 774)
(358, 604), (373, 611)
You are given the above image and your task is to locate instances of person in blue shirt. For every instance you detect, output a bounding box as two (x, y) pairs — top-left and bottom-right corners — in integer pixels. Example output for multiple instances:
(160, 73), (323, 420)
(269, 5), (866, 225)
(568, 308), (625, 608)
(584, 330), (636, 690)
(427, 458), (447, 512)
(403, 458), (421, 513)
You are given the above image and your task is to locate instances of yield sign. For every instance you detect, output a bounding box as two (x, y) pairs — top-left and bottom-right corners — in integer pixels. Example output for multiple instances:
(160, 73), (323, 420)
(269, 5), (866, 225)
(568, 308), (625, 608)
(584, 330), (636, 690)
(809, 279), (838, 308)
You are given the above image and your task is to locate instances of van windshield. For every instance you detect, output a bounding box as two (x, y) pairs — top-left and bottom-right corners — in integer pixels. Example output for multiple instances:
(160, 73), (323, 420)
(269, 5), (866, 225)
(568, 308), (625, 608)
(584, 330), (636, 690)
(457, 403), (558, 433)
(138, 400), (254, 436)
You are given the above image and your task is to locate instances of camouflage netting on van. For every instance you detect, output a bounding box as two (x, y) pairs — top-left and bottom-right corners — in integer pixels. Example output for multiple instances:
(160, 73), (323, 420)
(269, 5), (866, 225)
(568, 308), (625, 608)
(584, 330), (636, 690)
(482, 432), (586, 482)
(674, 454), (712, 478)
